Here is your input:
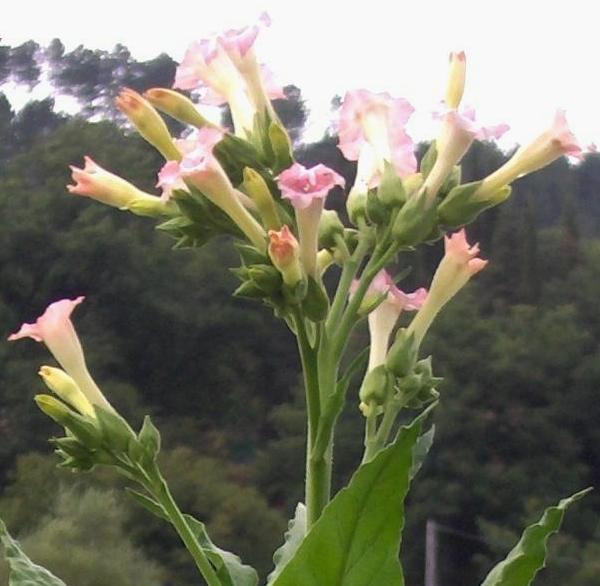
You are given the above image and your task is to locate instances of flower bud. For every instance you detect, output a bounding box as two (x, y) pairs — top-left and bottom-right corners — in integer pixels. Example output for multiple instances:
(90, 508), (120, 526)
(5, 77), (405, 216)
(318, 210), (345, 249)
(302, 276), (330, 322)
(268, 121), (294, 173)
(115, 88), (180, 160)
(377, 162), (407, 208)
(144, 88), (213, 129)
(38, 366), (95, 418)
(317, 249), (334, 275)
(242, 167), (281, 230)
(445, 51), (466, 109)
(346, 186), (368, 225)
(358, 365), (394, 409)
(268, 225), (303, 287)
(391, 191), (437, 247)
(385, 328), (418, 377)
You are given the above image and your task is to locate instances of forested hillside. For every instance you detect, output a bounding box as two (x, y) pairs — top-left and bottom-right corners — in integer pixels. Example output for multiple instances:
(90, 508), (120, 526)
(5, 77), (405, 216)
(0, 40), (598, 586)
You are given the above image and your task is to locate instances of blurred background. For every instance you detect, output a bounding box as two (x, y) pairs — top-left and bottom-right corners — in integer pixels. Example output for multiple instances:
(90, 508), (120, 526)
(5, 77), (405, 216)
(1, 2), (599, 585)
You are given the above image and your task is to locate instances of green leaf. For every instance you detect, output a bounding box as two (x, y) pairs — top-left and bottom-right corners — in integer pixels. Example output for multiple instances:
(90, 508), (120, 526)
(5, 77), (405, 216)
(267, 503), (307, 584)
(125, 488), (169, 522)
(410, 426), (435, 479)
(0, 519), (68, 586)
(271, 413), (426, 586)
(480, 488), (593, 586)
(184, 515), (259, 586)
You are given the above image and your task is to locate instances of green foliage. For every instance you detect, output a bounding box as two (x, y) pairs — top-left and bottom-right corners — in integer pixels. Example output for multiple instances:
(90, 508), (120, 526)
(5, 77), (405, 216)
(267, 503), (307, 584)
(270, 413), (426, 586)
(0, 487), (164, 586)
(185, 515), (258, 586)
(480, 489), (591, 586)
(0, 519), (67, 586)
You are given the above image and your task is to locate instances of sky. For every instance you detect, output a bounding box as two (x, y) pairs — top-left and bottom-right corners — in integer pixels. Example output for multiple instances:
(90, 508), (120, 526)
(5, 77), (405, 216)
(2, 0), (600, 148)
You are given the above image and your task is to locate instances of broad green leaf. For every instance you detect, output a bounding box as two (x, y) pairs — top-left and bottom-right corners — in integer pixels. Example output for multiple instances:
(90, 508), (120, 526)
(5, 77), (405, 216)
(481, 488), (592, 586)
(271, 412), (427, 586)
(410, 425), (435, 479)
(0, 519), (67, 586)
(267, 503), (307, 584)
(184, 514), (258, 586)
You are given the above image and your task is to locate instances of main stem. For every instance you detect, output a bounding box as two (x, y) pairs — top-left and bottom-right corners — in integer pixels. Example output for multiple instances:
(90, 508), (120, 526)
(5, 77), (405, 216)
(151, 471), (222, 586)
(293, 310), (329, 528)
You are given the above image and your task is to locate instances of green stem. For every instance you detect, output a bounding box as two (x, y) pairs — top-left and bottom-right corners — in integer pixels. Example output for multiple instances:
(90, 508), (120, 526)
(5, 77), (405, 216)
(150, 469), (222, 586)
(362, 405), (378, 463)
(326, 232), (371, 335)
(292, 308), (329, 528)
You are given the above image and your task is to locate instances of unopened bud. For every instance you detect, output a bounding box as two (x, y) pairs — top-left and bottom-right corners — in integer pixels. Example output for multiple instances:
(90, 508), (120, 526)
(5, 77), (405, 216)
(318, 210), (345, 249)
(358, 364), (394, 407)
(243, 167), (281, 230)
(302, 276), (330, 322)
(268, 225), (303, 287)
(445, 51), (466, 109)
(39, 366), (95, 418)
(144, 88), (213, 130)
(377, 162), (407, 208)
(115, 88), (180, 160)
(385, 328), (418, 377)
(346, 186), (368, 225)
(392, 191), (437, 247)
(268, 121), (294, 173)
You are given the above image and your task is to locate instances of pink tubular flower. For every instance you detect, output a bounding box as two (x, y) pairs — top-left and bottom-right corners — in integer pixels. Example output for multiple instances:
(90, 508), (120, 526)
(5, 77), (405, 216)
(218, 12), (271, 66)
(423, 107), (509, 199)
(408, 229), (487, 345)
(171, 127), (266, 249)
(176, 127), (226, 177)
(68, 156), (167, 214)
(356, 270), (427, 371)
(277, 163), (345, 277)
(156, 161), (187, 201)
(338, 89), (417, 186)
(475, 110), (582, 202)
(8, 298), (113, 410)
(277, 163), (345, 209)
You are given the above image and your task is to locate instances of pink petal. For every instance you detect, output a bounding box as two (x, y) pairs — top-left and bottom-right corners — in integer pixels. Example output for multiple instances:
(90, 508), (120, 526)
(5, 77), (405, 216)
(277, 163), (345, 210)
(8, 297), (85, 344)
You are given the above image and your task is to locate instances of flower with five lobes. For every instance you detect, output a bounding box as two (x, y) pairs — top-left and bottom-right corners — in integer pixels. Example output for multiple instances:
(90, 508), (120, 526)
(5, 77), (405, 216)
(165, 127), (267, 250)
(173, 13), (284, 138)
(356, 270), (427, 371)
(8, 297), (113, 412)
(422, 51), (508, 200)
(338, 89), (417, 188)
(68, 157), (173, 217)
(268, 225), (303, 287)
(473, 109), (583, 202)
(423, 106), (509, 199)
(277, 163), (345, 277)
(407, 230), (487, 346)
(115, 88), (181, 160)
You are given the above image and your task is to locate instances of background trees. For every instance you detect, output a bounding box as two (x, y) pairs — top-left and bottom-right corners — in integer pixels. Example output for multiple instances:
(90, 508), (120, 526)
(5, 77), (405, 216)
(0, 38), (598, 585)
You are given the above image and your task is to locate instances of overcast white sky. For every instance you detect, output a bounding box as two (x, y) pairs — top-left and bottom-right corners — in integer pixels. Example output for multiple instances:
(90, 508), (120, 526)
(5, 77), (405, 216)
(2, 0), (600, 147)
